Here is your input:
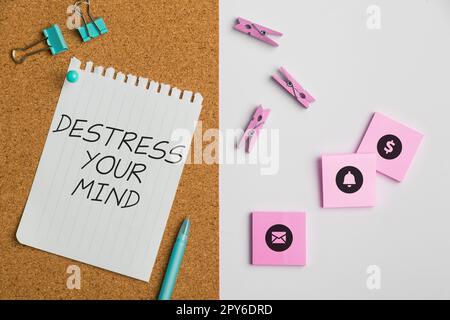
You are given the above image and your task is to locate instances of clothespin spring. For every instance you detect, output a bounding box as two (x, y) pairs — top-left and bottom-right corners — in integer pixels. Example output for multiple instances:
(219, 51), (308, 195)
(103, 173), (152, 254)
(248, 118), (265, 139)
(246, 23), (266, 36)
(286, 81), (307, 100)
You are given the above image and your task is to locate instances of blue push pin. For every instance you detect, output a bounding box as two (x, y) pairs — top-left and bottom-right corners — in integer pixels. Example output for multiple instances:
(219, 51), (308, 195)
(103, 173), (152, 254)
(66, 70), (79, 83)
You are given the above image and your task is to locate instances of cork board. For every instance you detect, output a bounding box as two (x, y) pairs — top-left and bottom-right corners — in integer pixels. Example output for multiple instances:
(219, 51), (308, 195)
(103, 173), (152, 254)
(0, 0), (218, 299)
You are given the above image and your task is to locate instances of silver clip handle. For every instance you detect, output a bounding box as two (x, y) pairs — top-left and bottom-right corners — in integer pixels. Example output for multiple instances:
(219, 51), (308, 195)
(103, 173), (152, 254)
(11, 38), (49, 64)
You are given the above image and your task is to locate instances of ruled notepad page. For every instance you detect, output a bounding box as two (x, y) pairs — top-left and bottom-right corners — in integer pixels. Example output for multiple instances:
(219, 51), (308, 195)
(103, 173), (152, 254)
(17, 57), (203, 281)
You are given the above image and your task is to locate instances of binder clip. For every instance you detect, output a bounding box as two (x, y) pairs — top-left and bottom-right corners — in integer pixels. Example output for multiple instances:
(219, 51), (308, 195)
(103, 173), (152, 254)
(234, 17), (283, 47)
(11, 24), (68, 64)
(72, 0), (108, 42)
(272, 67), (315, 108)
(239, 106), (271, 153)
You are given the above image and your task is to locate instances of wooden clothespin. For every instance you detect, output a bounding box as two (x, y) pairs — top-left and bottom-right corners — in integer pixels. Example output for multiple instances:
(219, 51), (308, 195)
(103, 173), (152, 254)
(234, 17), (282, 47)
(239, 106), (271, 152)
(272, 67), (315, 108)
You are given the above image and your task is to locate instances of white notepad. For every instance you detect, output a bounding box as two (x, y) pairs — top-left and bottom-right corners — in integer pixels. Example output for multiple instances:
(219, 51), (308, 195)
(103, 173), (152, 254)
(17, 57), (203, 281)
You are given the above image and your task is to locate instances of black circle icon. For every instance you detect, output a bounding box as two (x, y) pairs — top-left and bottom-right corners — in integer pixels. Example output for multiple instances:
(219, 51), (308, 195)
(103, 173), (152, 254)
(265, 224), (293, 252)
(377, 134), (402, 160)
(335, 166), (364, 194)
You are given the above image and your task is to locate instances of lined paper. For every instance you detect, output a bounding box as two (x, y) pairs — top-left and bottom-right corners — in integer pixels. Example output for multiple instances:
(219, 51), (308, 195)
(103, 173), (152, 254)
(17, 57), (203, 281)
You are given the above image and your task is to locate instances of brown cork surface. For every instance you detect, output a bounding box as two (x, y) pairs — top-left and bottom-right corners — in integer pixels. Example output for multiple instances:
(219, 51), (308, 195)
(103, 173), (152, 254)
(0, 0), (218, 299)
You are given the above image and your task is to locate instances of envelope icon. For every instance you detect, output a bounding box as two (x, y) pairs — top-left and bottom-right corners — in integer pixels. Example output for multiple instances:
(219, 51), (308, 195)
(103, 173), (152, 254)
(271, 231), (287, 244)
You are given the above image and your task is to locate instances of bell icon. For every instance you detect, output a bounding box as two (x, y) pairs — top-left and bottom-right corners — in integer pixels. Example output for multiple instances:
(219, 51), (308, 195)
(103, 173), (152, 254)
(343, 171), (356, 187)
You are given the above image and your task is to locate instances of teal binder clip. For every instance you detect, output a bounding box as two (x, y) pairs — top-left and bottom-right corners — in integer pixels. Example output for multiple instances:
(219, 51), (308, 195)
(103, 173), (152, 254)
(43, 25), (68, 55)
(74, 0), (108, 42)
(78, 17), (108, 42)
(11, 24), (68, 64)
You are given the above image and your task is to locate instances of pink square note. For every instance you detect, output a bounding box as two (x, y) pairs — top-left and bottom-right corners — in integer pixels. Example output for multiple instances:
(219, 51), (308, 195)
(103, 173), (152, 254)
(321, 153), (376, 208)
(357, 112), (423, 182)
(251, 212), (306, 266)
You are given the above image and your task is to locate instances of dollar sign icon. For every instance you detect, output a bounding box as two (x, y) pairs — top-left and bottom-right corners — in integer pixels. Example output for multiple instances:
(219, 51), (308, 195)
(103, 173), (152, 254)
(384, 140), (395, 154)
(377, 134), (402, 160)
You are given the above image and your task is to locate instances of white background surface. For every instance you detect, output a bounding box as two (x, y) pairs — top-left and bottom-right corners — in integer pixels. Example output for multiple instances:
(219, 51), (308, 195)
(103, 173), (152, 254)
(220, 0), (450, 299)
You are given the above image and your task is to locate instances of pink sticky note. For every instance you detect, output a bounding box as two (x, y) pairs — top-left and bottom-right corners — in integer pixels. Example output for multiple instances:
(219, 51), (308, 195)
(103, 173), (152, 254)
(357, 113), (424, 182)
(252, 212), (306, 266)
(321, 153), (376, 208)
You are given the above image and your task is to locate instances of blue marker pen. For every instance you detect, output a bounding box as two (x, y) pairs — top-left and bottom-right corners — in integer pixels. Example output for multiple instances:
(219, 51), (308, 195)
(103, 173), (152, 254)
(158, 218), (190, 300)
